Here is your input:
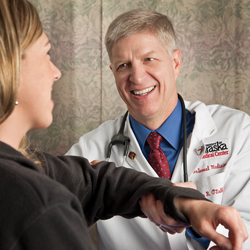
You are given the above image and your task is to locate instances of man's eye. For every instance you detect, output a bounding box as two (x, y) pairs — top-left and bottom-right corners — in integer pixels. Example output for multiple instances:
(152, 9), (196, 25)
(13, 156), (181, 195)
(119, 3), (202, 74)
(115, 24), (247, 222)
(145, 58), (154, 61)
(117, 63), (127, 70)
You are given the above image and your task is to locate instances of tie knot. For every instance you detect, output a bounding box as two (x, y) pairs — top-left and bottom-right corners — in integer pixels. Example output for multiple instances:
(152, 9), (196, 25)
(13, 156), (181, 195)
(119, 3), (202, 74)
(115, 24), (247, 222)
(147, 132), (162, 150)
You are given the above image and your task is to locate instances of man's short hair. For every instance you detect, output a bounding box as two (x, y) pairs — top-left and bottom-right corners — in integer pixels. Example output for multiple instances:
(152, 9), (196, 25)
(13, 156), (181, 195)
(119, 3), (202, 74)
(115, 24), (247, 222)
(105, 9), (176, 61)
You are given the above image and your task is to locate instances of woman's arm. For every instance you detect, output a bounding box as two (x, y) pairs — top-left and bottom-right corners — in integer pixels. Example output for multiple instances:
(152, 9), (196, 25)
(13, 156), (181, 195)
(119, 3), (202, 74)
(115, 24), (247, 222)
(41, 153), (205, 224)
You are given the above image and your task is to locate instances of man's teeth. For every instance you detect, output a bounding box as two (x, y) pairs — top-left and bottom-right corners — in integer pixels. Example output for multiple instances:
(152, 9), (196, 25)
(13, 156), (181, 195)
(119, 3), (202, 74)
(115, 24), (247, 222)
(133, 86), (155, 96)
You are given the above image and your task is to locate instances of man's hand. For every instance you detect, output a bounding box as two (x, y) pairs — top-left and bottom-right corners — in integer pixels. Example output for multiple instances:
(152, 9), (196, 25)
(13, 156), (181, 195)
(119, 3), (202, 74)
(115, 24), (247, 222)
(139, 192), (190, 234)
(139, 181), (196, 234)
(89, 160), (100, 165)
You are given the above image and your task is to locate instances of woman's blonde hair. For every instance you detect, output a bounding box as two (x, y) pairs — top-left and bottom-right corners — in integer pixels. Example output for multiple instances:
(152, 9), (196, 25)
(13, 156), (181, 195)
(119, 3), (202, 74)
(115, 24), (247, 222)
(0, 0), (43, 166)
(0, 0), (43, 124)
(105, 9), (177, 61)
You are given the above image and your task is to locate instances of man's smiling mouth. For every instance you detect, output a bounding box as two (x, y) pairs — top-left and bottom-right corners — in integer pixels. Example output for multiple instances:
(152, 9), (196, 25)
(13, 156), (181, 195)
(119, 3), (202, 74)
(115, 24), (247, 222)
(132, 86), (155, 96)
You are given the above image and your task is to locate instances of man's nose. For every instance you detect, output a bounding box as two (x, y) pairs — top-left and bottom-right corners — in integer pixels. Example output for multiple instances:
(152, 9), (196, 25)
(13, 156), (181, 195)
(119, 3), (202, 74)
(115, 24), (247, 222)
(129, 64), (147, 84)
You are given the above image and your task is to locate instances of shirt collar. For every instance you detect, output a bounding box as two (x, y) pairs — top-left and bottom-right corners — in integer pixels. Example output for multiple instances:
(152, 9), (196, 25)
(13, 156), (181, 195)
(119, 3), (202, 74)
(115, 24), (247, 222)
(157, 99), (182, 150)
(130, 99), (182, 150)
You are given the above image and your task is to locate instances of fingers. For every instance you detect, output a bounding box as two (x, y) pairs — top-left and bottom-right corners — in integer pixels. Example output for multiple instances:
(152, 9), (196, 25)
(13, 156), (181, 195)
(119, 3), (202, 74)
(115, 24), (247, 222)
(187, 201), (248, 250)
(207, 206), (248, 250)
(155, 200), (188, 234)
(217, 207), (248, 250)
(139, 194), (170, 233)
(173, 181), (197, 189)
(139, 193), (160, 223)
(199, 222), (234, 250)
(89, 160), (100, 165)
(139, 193), (189, 234)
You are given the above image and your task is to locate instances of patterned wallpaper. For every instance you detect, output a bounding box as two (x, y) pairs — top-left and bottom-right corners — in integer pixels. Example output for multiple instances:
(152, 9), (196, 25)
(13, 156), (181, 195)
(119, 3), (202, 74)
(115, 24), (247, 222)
(28, 0), (250, 155)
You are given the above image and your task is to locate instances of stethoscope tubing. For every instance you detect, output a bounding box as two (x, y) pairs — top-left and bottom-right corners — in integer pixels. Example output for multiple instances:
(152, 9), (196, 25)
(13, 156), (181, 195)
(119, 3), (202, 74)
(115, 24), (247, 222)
(178, 94), (188, 182)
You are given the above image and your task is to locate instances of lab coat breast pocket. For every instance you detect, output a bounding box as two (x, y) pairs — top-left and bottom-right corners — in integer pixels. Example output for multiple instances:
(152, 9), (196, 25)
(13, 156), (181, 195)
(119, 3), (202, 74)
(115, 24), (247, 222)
(195, 172), (226, 204)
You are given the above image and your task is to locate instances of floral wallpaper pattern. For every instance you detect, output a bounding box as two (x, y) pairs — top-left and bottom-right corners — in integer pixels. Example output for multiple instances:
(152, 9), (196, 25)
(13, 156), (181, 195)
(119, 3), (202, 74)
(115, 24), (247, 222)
(28, 0), (250, 156)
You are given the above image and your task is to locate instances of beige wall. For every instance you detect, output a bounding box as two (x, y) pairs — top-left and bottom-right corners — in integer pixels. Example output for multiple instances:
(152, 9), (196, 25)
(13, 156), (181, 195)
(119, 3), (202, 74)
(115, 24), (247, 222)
(29, 0), (250, 155)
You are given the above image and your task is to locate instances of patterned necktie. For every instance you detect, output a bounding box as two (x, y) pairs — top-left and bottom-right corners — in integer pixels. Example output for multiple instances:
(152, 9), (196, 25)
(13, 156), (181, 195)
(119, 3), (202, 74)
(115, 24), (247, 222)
(147, 132), (171, 179)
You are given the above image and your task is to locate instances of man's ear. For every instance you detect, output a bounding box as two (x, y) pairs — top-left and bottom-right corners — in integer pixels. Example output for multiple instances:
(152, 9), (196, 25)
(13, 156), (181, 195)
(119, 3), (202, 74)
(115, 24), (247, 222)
(173, 49), (181, 80)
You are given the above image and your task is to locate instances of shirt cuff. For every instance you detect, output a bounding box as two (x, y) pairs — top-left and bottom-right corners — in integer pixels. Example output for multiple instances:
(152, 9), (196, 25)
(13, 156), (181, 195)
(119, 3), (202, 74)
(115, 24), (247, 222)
(186, 227), (210, 249)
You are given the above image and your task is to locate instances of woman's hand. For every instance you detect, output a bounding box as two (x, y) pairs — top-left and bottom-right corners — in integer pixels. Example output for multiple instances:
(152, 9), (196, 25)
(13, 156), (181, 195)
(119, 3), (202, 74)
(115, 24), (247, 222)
(139, 180), (248, 250)
(175, 197), (248, 250)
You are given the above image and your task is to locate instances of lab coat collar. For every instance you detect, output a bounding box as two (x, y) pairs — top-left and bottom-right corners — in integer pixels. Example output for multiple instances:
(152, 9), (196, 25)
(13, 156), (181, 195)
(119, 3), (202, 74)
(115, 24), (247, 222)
(124, 100), (217, 181)
(185, 100), (216, 139)
(124, 114), (159, 177)
(171, 100), (217, 182)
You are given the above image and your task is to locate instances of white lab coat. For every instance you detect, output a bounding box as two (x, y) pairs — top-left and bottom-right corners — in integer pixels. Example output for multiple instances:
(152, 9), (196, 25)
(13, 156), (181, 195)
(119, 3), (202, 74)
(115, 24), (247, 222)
(67, 100), (250, 250)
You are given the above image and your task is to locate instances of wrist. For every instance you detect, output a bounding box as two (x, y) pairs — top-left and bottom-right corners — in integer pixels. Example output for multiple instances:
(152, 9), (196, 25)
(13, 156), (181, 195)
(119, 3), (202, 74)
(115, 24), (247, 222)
(174, 197), (204, 218)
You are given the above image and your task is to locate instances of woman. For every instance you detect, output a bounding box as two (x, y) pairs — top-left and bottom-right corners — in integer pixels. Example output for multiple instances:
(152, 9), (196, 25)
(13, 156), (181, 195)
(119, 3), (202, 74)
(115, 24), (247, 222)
(0, 0), (247, 249)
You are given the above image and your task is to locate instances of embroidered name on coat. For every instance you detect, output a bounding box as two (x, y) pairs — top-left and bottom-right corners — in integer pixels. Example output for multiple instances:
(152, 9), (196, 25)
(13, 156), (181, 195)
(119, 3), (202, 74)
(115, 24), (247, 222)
(202, 140), (229, 159)
(193, 163), (226, 174)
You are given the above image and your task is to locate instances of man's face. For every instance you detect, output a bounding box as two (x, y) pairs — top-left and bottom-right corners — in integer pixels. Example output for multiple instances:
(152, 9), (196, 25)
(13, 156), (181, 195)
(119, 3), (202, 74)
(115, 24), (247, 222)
(110, 32), (181, 130)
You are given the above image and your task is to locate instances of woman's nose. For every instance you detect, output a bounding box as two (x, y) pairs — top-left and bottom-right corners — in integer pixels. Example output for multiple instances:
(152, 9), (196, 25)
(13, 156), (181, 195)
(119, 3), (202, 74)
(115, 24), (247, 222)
(53, 63), (61, 81)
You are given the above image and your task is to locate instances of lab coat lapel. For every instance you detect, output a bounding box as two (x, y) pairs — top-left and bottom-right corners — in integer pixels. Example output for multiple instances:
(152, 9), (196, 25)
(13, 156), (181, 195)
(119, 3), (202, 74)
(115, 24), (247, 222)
(171, 101), (217, 183)
(124, 114), (159, 177)
(124, 101), (217, 181)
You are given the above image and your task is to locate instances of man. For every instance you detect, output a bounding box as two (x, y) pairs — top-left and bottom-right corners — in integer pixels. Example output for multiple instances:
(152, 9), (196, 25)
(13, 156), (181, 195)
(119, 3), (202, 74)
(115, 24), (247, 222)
(67, 9), (250, 250)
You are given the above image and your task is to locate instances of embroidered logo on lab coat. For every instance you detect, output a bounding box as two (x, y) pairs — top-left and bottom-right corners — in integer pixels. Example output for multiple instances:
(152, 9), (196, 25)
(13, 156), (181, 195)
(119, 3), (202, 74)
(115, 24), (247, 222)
(128, 151), (136, 161)
(194, 146), (204, 155)
(201, 139), (230, 160)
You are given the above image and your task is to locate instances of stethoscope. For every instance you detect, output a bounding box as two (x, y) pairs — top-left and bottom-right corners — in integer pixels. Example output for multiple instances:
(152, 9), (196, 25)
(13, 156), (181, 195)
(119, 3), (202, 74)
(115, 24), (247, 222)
(106, 93), (188, 182)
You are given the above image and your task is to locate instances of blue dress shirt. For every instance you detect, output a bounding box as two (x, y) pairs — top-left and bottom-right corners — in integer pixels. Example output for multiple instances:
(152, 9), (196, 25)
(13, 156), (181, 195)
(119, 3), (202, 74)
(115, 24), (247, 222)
(130, 99), (194, 173)
(129, 99), (210, 249)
